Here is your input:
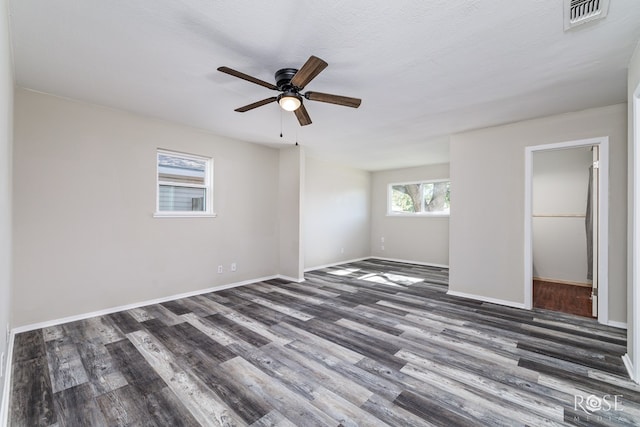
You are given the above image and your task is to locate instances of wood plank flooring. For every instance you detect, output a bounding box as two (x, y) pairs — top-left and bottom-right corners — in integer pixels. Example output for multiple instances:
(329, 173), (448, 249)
(8, 259), (639, 426)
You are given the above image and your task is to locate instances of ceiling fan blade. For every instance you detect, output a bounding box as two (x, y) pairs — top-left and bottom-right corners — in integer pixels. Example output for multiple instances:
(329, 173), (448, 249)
(235, 97), (277, 112)
(294, 103), (312, 126)
(305, 91), (361, 108)
(218, 66), (278, 90)
(290, 56), (328, 89)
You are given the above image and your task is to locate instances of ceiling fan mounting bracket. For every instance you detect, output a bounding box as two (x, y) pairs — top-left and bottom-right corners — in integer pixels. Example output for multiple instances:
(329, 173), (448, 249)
(275, 68), (299, 91)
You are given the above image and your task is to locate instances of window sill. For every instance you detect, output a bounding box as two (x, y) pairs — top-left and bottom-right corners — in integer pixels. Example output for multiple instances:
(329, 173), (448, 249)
(154, 212), (218, 218)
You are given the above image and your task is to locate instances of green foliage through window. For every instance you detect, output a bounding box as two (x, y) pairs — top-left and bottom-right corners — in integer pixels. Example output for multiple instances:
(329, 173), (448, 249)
(390, 181), (450, 215)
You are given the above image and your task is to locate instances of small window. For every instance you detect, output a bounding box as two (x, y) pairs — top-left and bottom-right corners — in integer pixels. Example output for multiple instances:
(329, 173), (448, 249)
(388, 180), (450, 216)
(155, 149), (214, 217)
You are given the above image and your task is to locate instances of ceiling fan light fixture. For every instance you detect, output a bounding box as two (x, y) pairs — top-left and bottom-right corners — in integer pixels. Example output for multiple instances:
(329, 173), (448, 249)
(278, 92), (301, 111)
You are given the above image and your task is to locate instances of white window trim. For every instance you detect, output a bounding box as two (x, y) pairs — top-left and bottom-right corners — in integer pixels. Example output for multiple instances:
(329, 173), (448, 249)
(154, 149), (216, 218)
(387, 179), (450, 217)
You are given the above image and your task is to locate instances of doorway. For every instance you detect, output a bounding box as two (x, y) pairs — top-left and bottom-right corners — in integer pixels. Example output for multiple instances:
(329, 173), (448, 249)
(524, 137), (609, 324)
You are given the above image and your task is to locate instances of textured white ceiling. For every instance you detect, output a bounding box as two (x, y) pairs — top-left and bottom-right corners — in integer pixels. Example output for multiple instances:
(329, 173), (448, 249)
(9, 0), (640, 170)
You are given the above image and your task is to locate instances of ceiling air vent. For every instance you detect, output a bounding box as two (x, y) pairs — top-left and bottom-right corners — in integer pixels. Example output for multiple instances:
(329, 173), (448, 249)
(564, 0), (610, 30)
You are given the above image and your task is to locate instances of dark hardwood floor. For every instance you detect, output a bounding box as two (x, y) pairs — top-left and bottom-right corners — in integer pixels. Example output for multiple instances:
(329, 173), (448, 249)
(533, 279), (594, 318)
(8, 259), (638, 426)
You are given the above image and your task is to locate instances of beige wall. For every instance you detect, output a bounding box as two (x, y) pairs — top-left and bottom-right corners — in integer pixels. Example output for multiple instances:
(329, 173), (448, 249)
(628, 41), (640, 377)
(304, 157), (370, 269)
(278, 147), (304, 280)
(450, 104), (627, 323)
(0, 0), (13, 410)
(12, 89), (281, 326)
(370, 164), (449, 266)
(532, 147), (592, 283)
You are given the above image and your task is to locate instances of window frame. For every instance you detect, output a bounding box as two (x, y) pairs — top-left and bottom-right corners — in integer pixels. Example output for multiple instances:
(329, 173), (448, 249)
(387, 179), (450, 217)
(154, 149), (216, 218)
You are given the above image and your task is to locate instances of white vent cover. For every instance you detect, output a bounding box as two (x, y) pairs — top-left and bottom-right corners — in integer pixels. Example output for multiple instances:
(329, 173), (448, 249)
(564, 0), (610, 30)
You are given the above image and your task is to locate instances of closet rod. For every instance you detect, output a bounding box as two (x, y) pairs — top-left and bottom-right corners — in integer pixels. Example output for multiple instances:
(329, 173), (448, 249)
(532, 213), (586, 218)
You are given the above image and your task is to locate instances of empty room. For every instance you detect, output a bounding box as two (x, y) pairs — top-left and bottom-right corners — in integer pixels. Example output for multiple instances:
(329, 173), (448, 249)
(2, 0), (640, 425)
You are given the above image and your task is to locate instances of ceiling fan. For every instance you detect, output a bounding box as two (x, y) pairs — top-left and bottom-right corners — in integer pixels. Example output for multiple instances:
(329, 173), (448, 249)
(217, 56), (361, 126)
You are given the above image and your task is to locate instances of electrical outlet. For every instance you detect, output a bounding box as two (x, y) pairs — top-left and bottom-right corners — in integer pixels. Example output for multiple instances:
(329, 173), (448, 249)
(381, 245), (385, 251)
(231, 263), (237, 272)
(217, 265), (223, 274)
(340, 247), (344, 254)
(381, 237), (385, 243)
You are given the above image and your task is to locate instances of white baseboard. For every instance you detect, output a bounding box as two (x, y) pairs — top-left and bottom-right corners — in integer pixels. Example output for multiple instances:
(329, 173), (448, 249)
(369, 256), (449, 269)
(304, 257), (369, 272)
(622, 353), (636, 383)
(0, 329), (15, 427)
(303, 256), (448, 273)
(446, 290), (526, 309)
(606, 320), (628, 330)
(12, 275), (279, 334)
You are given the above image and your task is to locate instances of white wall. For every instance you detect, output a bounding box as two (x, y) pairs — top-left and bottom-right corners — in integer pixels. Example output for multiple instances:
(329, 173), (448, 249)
(450, 104), (627, 322)
(628, 41), (640, 379)
(0, 0), (13, 413)
(12, 89), (281, 327)
(370, 164), (449, 266)
(304, 157), (370, 269)
(532, 147), (592, 283)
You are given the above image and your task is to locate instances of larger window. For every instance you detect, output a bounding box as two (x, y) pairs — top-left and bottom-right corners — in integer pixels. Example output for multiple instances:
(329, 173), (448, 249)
(155, 149), (214, 217)
(388, 180), (450, 216)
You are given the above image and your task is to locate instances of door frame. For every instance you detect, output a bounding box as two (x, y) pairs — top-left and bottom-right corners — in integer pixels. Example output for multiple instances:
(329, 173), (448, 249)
(631, 86), (640, 382)
(524, 137), (609, 324)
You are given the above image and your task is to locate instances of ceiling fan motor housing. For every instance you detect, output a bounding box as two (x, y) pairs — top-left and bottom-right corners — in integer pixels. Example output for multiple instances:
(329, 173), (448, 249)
(275, 68), (299, 91)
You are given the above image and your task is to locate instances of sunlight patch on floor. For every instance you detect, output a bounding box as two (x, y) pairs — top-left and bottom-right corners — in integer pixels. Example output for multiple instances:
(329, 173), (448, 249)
(358, 272), (423, 287)
(328, 267), (361, 276)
